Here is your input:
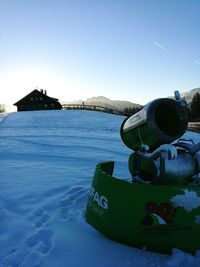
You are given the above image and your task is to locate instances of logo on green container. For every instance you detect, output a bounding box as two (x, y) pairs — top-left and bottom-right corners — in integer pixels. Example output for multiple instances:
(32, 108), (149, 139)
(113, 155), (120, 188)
(89, 186), (108, 210)
(141, 201), (178, 225)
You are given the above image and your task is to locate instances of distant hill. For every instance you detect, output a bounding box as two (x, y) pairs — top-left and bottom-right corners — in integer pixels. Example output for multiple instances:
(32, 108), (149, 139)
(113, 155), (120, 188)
(181, 87), (200, 104)
(62, 96), (142, 112)
(62, 87), (200, 111)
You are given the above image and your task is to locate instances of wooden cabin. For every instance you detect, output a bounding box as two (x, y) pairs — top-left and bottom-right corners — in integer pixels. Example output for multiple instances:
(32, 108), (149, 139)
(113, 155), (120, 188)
(14, 89), (62, 111)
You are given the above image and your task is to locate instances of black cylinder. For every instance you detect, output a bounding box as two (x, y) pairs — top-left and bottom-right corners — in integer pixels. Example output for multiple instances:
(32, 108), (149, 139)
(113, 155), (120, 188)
(120, 98), (188, 151)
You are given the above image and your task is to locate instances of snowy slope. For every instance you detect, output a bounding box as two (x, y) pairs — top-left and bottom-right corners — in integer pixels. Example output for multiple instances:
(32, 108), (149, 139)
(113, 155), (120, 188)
(0, 110), (200, 267)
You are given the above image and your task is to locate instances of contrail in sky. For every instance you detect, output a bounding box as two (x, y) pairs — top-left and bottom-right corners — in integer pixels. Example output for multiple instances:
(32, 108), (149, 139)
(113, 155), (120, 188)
(153, 41), (167, 51)
(195, 60), (200, 65)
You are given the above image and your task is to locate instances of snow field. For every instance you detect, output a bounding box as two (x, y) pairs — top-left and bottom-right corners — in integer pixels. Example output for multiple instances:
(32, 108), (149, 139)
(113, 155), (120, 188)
(0, 110), (200, 267)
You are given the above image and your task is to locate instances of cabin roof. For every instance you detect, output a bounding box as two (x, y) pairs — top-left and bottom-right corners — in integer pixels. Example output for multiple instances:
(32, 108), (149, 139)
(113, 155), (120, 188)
(13, 89), (59, 106)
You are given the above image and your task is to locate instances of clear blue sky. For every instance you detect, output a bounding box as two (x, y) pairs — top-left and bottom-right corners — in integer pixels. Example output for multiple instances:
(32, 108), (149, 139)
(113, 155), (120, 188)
(1, 0), (200, 110)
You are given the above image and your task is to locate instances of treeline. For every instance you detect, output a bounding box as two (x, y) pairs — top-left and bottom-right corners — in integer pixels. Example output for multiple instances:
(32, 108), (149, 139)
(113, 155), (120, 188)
(189, 92), (200, 121)
(124, 106), (143, 116)
(122, 92), (200, 121)
(0, 104), (6, 113)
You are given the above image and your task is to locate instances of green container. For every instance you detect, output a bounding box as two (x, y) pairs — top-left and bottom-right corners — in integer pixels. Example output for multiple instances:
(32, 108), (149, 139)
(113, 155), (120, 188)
(85, 161), (200, 254)
(120, 98), (188, 151)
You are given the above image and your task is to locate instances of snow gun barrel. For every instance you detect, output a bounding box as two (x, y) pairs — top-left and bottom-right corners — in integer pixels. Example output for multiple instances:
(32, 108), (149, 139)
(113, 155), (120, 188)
(120, 93), (188, 152)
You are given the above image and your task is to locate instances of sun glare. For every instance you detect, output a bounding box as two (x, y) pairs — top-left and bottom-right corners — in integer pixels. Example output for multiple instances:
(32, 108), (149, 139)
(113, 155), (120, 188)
(0, 67), (83, 111)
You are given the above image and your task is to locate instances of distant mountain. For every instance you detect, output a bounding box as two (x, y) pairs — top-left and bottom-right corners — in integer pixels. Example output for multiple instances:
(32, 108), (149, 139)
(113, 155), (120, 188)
(62, 87), (200, 111)
(62, 96), (142, 112)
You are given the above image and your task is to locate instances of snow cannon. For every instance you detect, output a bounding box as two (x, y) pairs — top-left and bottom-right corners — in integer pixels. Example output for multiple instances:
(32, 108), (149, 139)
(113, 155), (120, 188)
(120, 92), (188, 152)
(85, 91), (200, 254)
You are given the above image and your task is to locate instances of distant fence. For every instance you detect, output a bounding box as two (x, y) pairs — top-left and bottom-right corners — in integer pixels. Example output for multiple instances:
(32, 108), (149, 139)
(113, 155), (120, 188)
(62, 104), (127, 116)
(188, 122), (200, 133)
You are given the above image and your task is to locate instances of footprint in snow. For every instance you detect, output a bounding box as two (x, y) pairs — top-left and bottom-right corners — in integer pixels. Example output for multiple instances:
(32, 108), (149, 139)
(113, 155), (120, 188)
(1, 229), (52, 267)
(27, 209), (53, 253)
(26, 228), (54, 255)
(2, 212), (54, 267)
(28, 208), (50, 228)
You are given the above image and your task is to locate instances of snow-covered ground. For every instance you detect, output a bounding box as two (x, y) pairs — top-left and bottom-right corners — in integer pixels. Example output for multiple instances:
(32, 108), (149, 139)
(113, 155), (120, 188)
(0, 110), (200, 267)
